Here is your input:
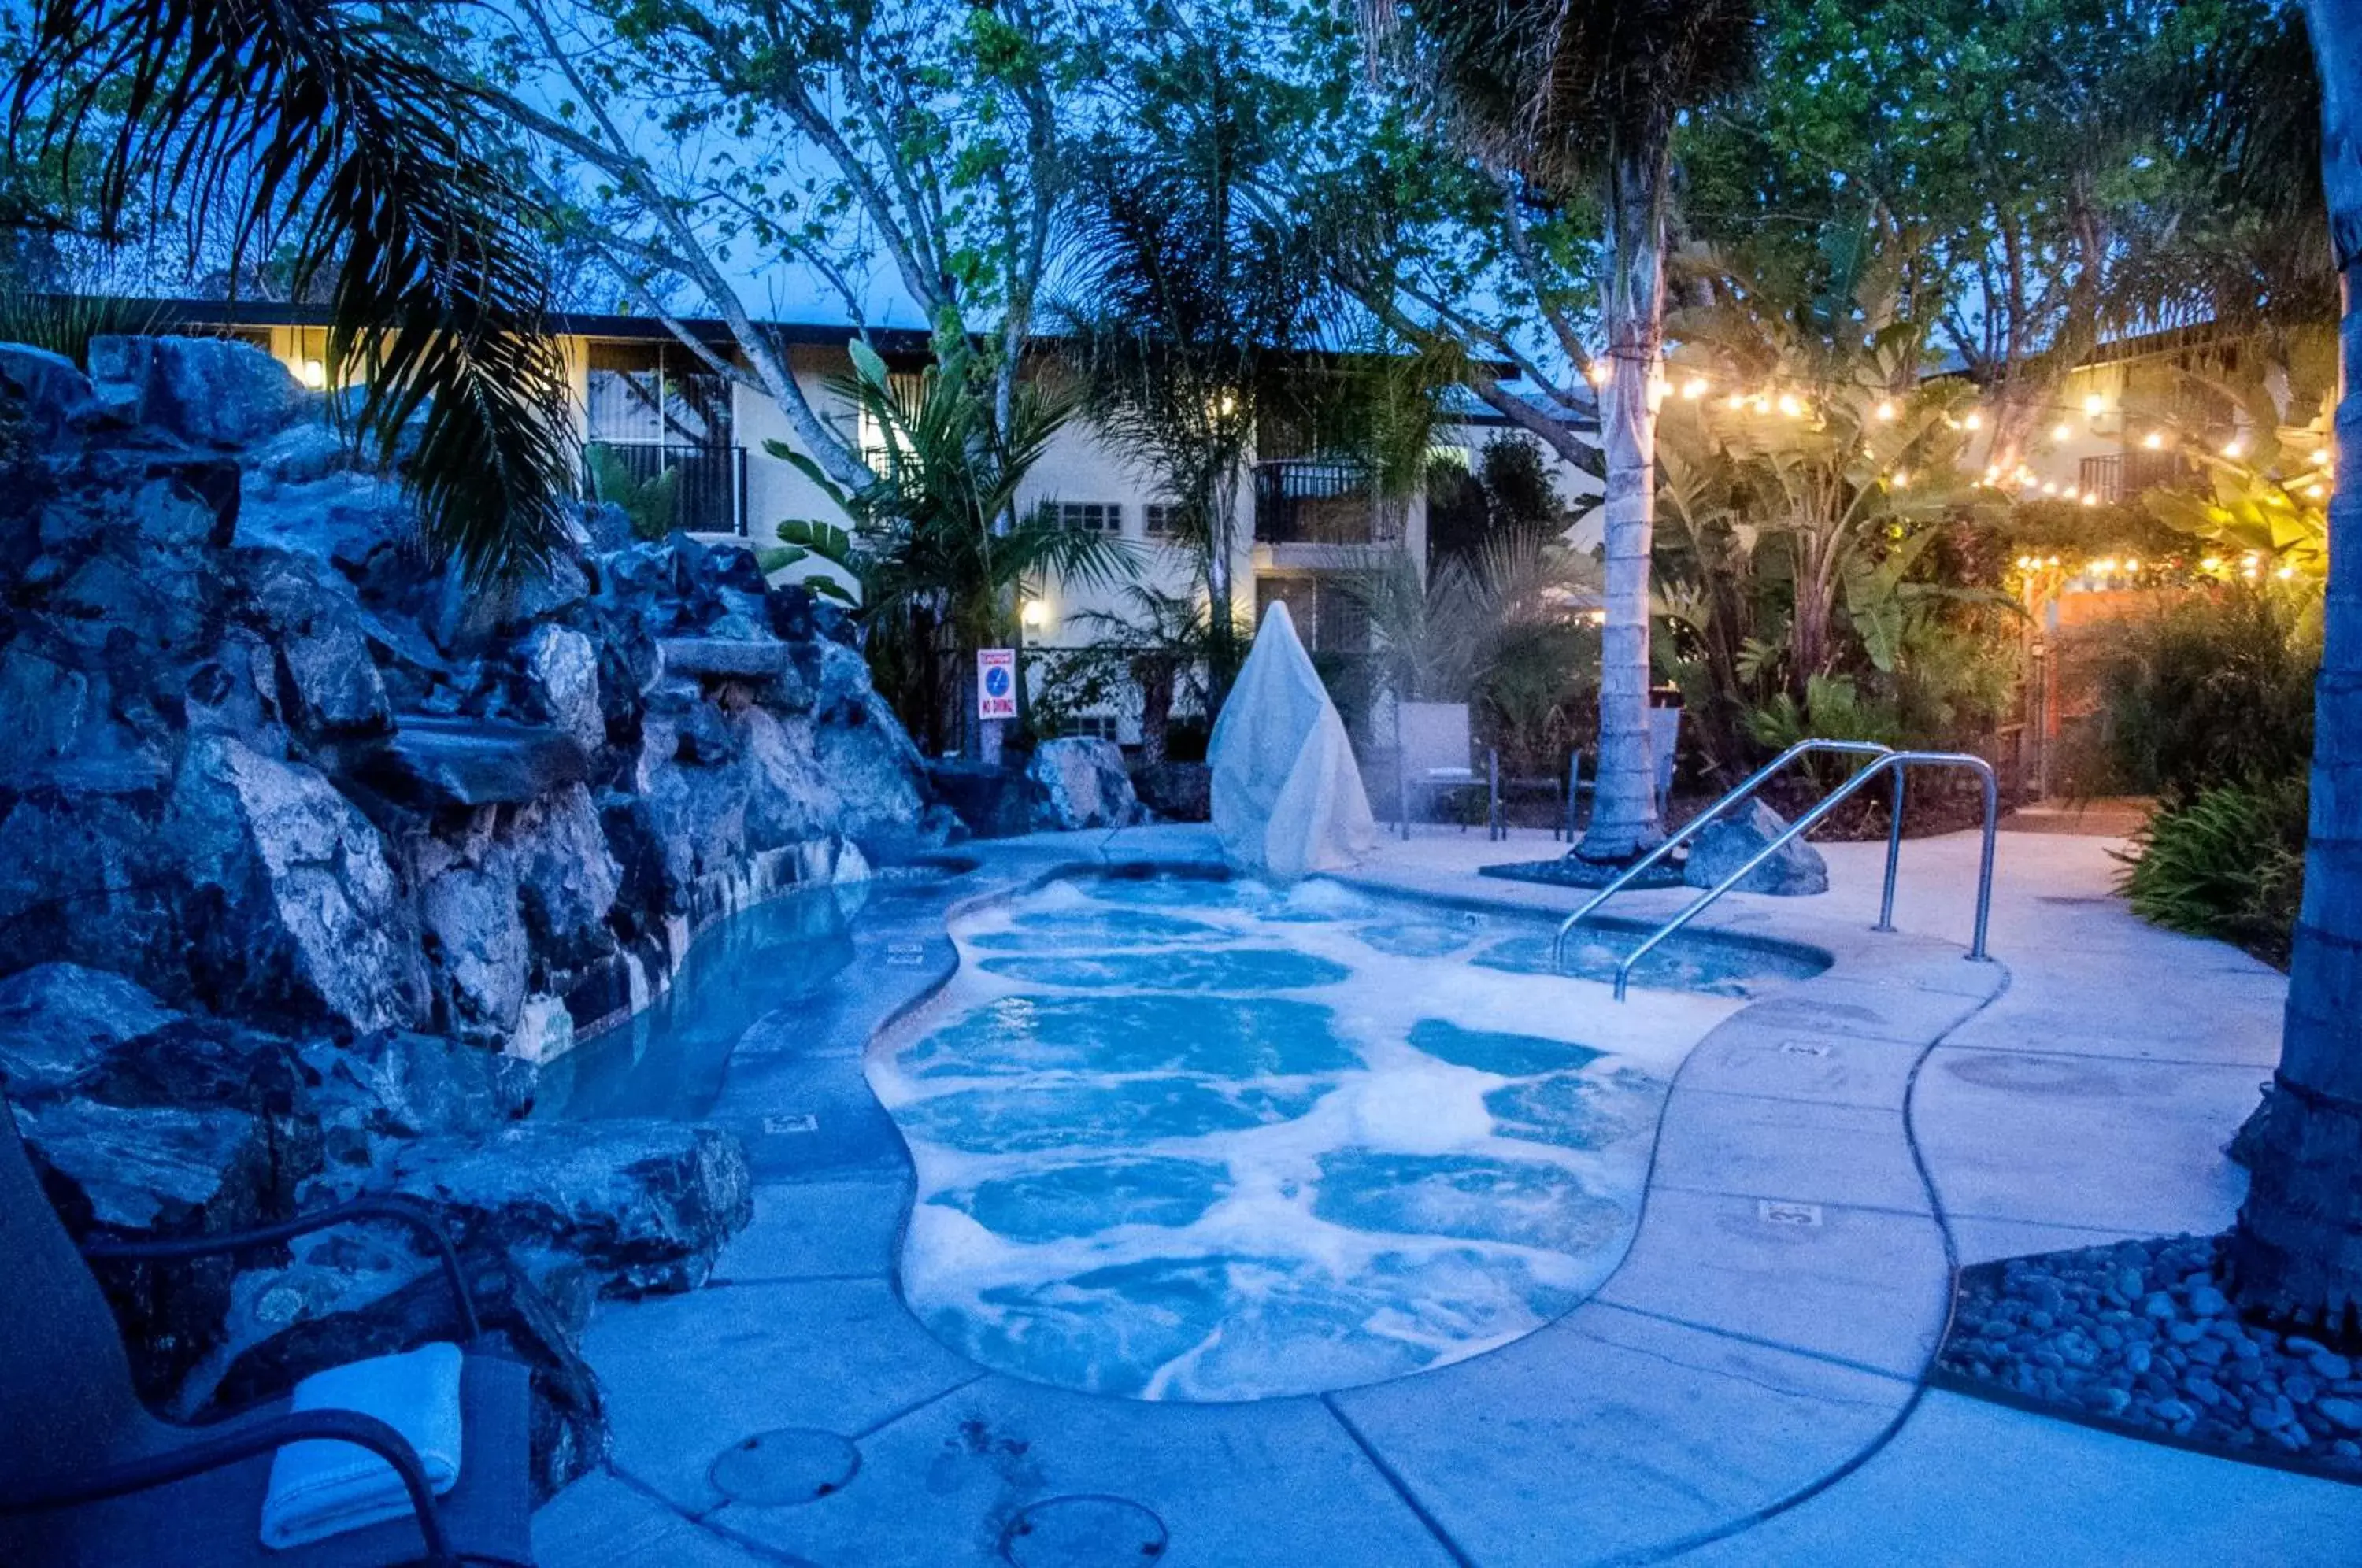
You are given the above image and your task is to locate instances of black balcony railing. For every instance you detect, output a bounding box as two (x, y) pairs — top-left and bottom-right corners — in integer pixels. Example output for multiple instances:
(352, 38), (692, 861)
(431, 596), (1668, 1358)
(2078, 449), (2184, 505)
(1253, 459), (1394, 545)
(584, 441), (750, 536)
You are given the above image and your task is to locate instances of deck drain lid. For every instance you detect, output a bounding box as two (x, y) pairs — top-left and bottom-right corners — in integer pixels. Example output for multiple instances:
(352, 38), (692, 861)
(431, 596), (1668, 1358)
(1001, 1495), (1168, 1566)
(708, 1427), (859, 1507)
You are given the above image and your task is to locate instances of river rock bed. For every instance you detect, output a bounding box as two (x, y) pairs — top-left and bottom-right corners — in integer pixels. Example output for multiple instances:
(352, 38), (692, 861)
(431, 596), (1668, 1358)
(1938, 1233), (2362, 1477)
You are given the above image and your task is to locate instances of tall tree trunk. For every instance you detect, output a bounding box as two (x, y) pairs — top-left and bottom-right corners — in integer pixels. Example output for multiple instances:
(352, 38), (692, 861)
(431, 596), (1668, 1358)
(1576, 139), (1672, 862)
(2231, 0), (2362, 1327)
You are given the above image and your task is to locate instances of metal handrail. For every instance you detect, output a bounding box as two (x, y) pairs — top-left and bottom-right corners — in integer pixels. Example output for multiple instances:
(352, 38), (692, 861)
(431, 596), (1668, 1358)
(1551, 738), (1895, 969)
(1595, 749), (2000, 1001)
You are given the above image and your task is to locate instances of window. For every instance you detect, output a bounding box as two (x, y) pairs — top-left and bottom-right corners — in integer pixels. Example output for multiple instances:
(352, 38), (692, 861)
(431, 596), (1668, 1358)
(586, 342), (733, 449)
(1142, 502), (1183, 541)
(1059, 713), (1121, 742)
(1049, 501), (1123, 534)
(855, 369), (928, 469)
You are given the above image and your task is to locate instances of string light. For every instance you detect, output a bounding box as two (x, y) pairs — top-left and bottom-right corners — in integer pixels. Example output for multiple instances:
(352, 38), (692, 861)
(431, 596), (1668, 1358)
(2041, 481), (2058, 495)
(1892, 470), (1911, 488)
(1775, 393), (1803, 417)
(1963, 410), (1983, 431)
(1681, 376), (1708, 400)
(2084, 394), (2107, 416)
(2201, 556), (2223, 571)
(2080, 494), (2097, 507)
(2221, 438), (2244, 458)
(2314, 447), (2334, 468)
(1586, 361), (1610, 386)
(2305, 483), (2327, 500)
(2141, 431), (2164, 449)
(1875, 399), (1898, 422)
(2052, 423), (2072, 442)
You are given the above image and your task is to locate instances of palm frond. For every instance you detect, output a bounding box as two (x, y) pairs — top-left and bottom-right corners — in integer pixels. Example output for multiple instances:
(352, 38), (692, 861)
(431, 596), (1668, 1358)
(13, 0), (576, 581)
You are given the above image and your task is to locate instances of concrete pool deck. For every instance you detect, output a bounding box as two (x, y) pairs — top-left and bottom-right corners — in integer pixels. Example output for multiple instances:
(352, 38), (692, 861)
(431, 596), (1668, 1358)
(531, 822), (2362, 1566)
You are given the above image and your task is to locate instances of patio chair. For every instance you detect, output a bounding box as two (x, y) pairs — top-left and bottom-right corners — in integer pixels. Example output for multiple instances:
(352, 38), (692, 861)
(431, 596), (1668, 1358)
(0, 1098), (535, 1568)
(1394, 701), (1505, 840)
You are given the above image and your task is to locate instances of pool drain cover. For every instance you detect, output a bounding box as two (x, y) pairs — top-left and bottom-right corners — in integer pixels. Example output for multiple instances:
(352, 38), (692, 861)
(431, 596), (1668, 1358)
(1001, 1495), (1168, 1566)
(708, 1428), (860, 1507)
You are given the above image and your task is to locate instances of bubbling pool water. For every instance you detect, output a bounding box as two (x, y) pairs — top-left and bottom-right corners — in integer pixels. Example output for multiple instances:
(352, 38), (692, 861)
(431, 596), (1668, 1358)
(868, 871), (1815, 1402)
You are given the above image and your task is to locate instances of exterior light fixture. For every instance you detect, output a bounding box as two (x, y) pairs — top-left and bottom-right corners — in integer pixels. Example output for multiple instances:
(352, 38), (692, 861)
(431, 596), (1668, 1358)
(1020, 600), (1048, 628)
(296, 359), (327, 390)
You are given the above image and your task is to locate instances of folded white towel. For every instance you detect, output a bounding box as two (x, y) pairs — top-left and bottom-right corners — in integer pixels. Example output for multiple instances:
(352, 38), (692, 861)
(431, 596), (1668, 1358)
(259, 1341), (464, 1552)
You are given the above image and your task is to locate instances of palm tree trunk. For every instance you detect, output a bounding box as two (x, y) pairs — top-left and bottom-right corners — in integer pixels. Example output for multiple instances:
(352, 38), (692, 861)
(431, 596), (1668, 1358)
(1576, 139), (1672, 862)
(2230, 0), (2362, 1327)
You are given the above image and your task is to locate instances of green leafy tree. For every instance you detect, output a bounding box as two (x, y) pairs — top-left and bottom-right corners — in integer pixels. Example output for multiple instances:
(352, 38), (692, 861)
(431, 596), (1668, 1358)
(10, 0), (577, 579)
(477, 0), (1083, 493)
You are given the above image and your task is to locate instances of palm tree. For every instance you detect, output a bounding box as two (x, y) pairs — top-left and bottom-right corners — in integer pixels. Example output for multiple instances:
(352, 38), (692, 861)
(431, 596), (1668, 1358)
(1057, 8), (1324, 713)
(765, 342), (1137, 756)
(2227, 0), (2362, 1328)
(1368, 2), (1756, 860)
(9, 0), (575, 580)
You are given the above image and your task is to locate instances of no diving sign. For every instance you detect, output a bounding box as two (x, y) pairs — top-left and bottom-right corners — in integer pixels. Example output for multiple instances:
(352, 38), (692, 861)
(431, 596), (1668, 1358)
(977, 648), (1018, 720)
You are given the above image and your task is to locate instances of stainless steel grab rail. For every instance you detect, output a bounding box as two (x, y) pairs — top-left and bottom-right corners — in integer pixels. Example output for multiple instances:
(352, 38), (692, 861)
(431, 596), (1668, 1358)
(1582, 749), (2000, 1001)
(1550, 738), (1896, 970)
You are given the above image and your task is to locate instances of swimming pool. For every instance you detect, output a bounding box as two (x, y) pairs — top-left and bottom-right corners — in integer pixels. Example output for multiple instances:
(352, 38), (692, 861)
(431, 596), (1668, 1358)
(870, 869), (1825, 1403)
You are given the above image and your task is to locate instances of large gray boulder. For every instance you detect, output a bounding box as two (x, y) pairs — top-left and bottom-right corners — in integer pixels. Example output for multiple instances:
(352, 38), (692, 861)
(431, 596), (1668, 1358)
(87, 335), (305, 447)
(0, 963), (179, 1099)
(16, 1096), (278, 1396)
(1028, 737), (1147, 831)
(169, 733), (427, 1031)
(511, 782), (622, 970)
(386, 1122), (753, 1297)
(520, 624), (605, 755)
(1683, 799), (1829, 897)
(237, 546), (392, 741)
(417, 853), (530, 1046)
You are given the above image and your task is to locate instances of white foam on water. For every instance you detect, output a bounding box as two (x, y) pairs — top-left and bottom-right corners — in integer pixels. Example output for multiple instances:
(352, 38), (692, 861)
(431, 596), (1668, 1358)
(867, 872), (1767, 1402)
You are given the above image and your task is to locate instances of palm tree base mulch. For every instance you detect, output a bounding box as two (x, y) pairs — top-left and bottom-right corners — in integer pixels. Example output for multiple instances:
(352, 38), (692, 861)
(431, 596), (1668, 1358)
(1936, 1233), (2362, 1488)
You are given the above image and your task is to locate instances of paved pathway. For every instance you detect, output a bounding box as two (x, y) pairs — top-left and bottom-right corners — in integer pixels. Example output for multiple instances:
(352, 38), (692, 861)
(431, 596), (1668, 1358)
(532, 822), (2362, 1566)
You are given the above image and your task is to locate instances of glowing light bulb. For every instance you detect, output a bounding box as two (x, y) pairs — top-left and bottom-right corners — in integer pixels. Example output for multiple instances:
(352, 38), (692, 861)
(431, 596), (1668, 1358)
(2279, 564), (2297, 579)
(1892, 471), (1910, 489)
(2222, 439), (2245, 458)
(1020, 600), (1047, 628)
(1586, 361), (1610, 386)
(2083, 394), (2107, 416)
(295, 359), (327, 390)
(2052, 423), (2073, 442)
(2080, 494), (2097, 507)
(2062, 487), (2080, 502)
(2307, 483), (2328, 500)
(2142, 431), (2165, 450)
(1681, 376), (1708, 400)
(1963, 410), (1983, 431)
(1726, 392), (1747, 410)
(2315, 446), (2334, 467)
(2123, 557), (2141, 572)
(1874, 400), (1897, 423)
(1776, 393), (1803, 417)
(2041, 481), (2058, 495)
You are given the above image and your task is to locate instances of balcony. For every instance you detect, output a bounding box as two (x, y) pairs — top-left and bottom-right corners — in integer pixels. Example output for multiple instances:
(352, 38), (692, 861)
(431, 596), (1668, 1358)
(584, 441), (750, 536)
(1252, 460), (1400, 547)
(2077, 449), (2183, 505)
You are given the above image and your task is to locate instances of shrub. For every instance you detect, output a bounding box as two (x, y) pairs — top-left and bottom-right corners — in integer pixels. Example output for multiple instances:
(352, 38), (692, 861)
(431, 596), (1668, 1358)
(2090, 586), (2316, 803)
(2118, 775), (2308, 966)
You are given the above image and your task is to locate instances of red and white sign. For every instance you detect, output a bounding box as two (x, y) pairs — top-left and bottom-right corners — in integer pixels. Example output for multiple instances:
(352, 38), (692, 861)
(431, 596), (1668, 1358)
(976, 648), (1018, 720)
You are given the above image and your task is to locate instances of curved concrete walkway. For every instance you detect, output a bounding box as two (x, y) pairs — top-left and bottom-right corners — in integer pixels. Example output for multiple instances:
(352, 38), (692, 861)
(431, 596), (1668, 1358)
(533, 823), (2362, 1567)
